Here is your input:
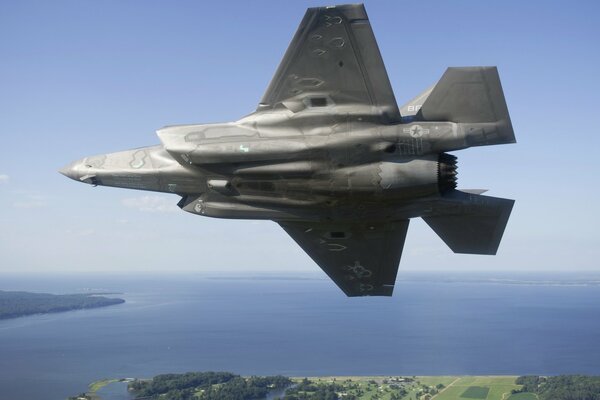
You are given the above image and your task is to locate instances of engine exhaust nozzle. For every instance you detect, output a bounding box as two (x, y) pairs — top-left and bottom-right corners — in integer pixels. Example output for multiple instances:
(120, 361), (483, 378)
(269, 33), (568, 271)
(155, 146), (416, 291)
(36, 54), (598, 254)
(438, 153), (457, 193)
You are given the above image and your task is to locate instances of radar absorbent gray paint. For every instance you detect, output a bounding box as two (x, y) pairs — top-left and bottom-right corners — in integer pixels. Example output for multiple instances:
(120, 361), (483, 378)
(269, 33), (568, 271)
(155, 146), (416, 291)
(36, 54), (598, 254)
(61, 4), (516, 297)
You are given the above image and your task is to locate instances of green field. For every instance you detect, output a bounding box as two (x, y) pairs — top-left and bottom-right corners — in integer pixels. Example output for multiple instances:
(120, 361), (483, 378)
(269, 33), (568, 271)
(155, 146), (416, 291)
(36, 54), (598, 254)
(417, 376), (461, 387)
(291, 376), (523, 400)
(461, 386), (490, 398)
(418, 376), (521, 400)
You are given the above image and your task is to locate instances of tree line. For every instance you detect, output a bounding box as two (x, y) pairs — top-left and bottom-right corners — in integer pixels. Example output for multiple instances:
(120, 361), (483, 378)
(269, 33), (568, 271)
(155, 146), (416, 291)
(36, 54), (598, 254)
(515, 375), (600, 400)
(129, 371), (291, 400)
(0, 290), (124, 319)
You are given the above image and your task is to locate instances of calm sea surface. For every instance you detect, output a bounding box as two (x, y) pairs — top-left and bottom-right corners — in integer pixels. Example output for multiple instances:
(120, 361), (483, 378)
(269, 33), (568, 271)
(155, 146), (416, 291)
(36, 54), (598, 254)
(1, 273), (600, 400)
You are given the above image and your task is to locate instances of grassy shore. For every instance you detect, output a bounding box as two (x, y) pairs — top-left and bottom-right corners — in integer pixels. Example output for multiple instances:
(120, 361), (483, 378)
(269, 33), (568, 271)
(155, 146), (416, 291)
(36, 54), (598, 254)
(88, 379), (119, 392)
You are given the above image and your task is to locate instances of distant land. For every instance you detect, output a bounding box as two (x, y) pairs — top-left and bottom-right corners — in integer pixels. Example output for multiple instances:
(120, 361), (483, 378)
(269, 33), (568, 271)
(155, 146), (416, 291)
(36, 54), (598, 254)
(204, 272), (600, 287)
(0, 290), (124, 319)
(71, 372), (600, 400)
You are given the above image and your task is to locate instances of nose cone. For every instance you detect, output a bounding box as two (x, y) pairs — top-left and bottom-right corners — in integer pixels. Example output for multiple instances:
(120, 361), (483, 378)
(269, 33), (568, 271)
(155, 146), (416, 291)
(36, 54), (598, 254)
(59, 159), (100, 186)
(59, 161), (80, 181)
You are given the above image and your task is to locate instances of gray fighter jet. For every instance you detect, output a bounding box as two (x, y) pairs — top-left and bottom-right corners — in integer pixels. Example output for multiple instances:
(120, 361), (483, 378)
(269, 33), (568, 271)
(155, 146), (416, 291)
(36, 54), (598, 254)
(61, 4), (515, 296)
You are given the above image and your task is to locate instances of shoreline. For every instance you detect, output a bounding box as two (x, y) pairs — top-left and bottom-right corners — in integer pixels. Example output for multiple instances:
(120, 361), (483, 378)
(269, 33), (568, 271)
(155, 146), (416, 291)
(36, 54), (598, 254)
(82, 374), (590, 400)
(0, 290), (125, 320)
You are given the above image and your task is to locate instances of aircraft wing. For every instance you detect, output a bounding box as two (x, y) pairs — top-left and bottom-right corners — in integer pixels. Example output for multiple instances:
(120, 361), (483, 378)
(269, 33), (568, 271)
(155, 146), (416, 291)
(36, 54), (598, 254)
(279, 220), (409, 296)
(259, 4), (401, 123)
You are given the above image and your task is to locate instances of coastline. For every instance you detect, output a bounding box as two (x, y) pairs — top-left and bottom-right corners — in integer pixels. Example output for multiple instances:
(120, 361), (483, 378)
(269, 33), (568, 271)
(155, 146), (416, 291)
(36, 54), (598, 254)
(0, 290), (125, 320)
(81, 374), (583, 400)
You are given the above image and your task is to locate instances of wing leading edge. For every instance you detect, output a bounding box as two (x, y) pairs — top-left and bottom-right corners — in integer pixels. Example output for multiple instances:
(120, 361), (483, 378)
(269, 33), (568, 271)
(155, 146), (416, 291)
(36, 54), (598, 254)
(259, 4), (401, 123)
(279, 220), (409, 296)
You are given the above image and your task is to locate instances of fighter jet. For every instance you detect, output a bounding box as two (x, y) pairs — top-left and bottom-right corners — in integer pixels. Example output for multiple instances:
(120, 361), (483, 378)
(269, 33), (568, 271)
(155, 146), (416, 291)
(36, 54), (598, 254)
(61, 4), (515, 297)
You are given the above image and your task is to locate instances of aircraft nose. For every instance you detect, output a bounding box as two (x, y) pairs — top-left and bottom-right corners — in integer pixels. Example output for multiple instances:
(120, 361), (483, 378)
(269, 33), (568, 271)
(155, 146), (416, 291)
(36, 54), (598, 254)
(59, 159), (101, 186)
(59, 160), (81, 181)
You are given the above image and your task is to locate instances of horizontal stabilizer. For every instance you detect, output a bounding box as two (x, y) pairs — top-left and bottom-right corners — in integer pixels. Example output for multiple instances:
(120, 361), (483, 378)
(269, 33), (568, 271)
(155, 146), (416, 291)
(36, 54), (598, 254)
(460, 189), (488, 195)
(423, 191), (514, 255)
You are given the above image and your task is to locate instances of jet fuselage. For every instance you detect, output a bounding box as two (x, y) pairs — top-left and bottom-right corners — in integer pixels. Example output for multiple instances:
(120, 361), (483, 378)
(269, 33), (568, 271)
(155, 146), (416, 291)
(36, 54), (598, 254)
(61, 117), (488, 222)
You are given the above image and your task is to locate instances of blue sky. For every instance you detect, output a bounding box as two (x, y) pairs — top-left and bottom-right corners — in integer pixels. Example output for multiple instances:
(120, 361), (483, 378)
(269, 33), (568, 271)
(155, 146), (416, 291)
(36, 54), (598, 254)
(1, 0), (599, 275)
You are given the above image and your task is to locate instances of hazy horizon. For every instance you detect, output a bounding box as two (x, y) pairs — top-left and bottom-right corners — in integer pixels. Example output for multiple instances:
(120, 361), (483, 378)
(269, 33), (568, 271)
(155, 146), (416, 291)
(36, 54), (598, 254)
(2, 269), (600, 280)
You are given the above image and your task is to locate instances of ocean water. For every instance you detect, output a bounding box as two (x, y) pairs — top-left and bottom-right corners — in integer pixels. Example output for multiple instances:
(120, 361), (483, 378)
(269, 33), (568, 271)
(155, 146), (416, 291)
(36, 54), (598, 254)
(1, 273), (600, 400)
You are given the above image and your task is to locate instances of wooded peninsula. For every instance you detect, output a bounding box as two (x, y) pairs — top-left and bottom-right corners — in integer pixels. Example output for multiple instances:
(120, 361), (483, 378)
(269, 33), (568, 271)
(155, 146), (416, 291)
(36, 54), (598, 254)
(0, 290), (124, 319)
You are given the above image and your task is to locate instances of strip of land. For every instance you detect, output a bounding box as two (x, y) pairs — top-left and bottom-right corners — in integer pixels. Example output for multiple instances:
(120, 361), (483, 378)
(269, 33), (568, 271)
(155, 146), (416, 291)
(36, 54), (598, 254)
(71, 373), (600, 400)
(0, 290), (124, 319)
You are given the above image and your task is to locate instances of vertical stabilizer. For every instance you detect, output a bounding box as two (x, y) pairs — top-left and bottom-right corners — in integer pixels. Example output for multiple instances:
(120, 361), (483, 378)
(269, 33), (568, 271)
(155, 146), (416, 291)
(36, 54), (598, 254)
(417, 67), (516, 147)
